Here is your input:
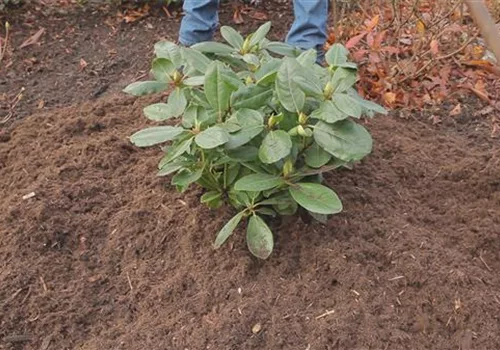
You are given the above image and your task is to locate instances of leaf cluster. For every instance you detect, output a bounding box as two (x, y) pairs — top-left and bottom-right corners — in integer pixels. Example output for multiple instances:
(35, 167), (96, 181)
(124, 22), (387, 259)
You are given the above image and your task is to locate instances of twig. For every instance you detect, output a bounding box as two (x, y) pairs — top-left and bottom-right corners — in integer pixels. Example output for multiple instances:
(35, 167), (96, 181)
(479, 253), (493, 272)
(315, 309), (335, 319)
(39, 276), (48, 292)
(0, 22), (10, 67)
(126, 272), (133, 291)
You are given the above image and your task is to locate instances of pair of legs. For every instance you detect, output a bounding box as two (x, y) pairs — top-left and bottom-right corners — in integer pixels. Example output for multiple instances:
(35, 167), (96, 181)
(179, 0), (328, 60)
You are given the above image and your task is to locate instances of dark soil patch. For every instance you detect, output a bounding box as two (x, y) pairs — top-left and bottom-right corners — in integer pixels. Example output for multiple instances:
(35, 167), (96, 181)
(0, 92), (499, 350)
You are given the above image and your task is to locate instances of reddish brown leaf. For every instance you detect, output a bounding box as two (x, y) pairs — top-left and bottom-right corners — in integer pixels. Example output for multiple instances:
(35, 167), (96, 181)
(449, 103), (461, 116)
(346, 32), (367, 49)
(430, 39), (439, 55)
(233, 8), (244, 24)
(364, 15), (380, 32)
(79, 58), (88, 71)
(383, 92), (396, 106)
(249, 11), (268, 20)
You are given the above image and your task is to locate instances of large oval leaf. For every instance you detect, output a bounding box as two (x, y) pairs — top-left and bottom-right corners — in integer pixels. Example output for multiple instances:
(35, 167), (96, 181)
(264, 42), (302, 57)
(214, 211), (245, 248)
(182, 47), (211, 74)
(313, 120), (372, 162)
(234, 173), (285, 192)
(154, 41), (182, 67)
(205, 61), (237, 120)
(221, 26), (244, 50)
(331, 67), (357, 93)
(304, 143), (332, 168)
(258, 130), (292, 164)
(183, 76), (205, 86)
(151, 58), (174, 82)
(325, 44), (349, 66)
(159, 138), (193, 166)
(143, 103), (174, 121)
(225, 109), (264, 149)
(309, 100), (349, 123)
(289, 183), (343, 214)
(130, 126), (184, 147)
(168, 88), (187, 117)
(332, 93), (362, 118)
(246, 215), (274, 259)
(276, 58), (305, 113)
(195, 126), (230, 149)
(191, 41), (235, 54)
(230, 85), (273, 110)
(249, 21), (271, 47)
(123, 81), (168, 96)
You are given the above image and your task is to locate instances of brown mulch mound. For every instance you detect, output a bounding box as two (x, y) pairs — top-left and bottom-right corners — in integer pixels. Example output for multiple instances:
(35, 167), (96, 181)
(0, 94), (499, 350)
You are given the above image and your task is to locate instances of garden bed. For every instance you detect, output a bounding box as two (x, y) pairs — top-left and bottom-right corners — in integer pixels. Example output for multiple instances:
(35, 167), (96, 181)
(1, 2), (499, 349)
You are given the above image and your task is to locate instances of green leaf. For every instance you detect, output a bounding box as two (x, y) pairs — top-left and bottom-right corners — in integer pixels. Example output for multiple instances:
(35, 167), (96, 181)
(191, 41), (235, 54)
(143, 103), (174, 121)
(249, 21), (271, 47)
(246, 215), (274, 259)
(183, 105), (202, 128)
(157, 162), (183, 177)
(214, 211), (245, 248)
(309, 211), (328, 224)
(123, 81), (168, 96)
(205, 61), (237, 119)
(297, 49), (317, 67)
(332, 93), (362, 118)
(234, 173), (285, 192)
(154, 41), (183, 67)
(258, 130), (292, 164)
(242, 54), (260, 67)
(225, 109), (264, 149)
(172, 168), (203, 191)
(151, 58), (175, 82)
(293, 68), (323, 97)
(276, 57), (305, 112)
(289, 183), (342, 214)
(195, 126), (230, 149)
(227, 146), (259, 162)
(331, 67), (357, 93)
(349, 93), (388, 115)
(201, 191), (223, 209)
(230, 84), (273, 110)
(304, 143), (332, 168)
(159, 138), (193, 166)
(313, 120), (372, 162)
(183, 76), (205, 86)
(256, 207), (276, 217)
(226, 163), (241, 186)
(264, 42), (302, 57)
(325, 44), (349, 66)
(255, 58), (281, 80)
(309, 100), (348, 123)
(221, 26), (244, 50)
(168, 88), (187, 117)
(182, 47), (212, 74)
(130, 126), (184, 147)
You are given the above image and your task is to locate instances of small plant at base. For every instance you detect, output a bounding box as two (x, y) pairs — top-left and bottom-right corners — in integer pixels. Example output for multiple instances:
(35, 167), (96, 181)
(123, 22), (387, 259)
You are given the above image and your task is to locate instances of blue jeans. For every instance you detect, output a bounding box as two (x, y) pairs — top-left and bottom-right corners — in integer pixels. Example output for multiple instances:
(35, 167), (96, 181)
(179, 0), (328, 60)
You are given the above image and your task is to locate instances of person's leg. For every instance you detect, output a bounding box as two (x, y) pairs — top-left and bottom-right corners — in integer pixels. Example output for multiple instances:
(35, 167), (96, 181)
(286, 0), (328, 62)
(179, 0), (220, 46)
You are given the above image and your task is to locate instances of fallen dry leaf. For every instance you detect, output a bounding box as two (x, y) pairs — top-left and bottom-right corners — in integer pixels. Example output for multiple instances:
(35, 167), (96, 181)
(346, 32), (367, 49)
(79, 58), (88, 71)
(19, 28), (45, 49)
(383, 92), (396, 106)
(430, 39), (439, 55)
(449, 103), (462, 116)
(233, 7), (244, 24)
(249, 11), (268, 21)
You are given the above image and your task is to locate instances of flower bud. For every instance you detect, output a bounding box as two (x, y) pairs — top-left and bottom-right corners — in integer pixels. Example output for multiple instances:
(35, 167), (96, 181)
(288, 126), (299, 136)
(324, 81), (334, 98)
(298, 112), (308, 125)
(283, 158), (294, 177)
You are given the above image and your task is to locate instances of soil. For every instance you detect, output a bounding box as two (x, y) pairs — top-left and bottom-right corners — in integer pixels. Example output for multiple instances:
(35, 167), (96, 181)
(1, 2), (500, 350)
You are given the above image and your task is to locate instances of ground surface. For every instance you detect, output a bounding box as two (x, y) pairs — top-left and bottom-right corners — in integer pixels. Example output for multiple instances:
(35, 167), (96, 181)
(1, 2), (499, 350)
